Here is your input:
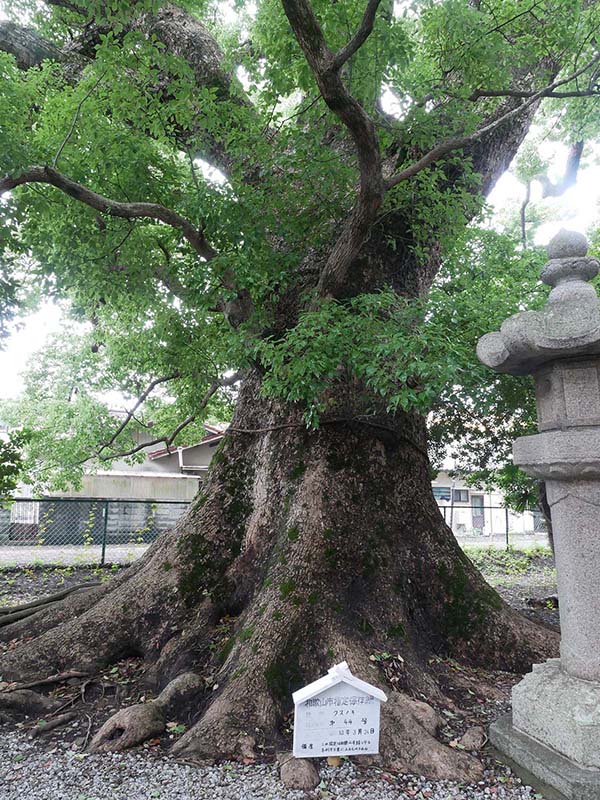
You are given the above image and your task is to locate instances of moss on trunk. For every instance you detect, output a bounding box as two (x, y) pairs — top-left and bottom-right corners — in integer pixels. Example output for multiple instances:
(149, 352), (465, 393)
(0, 370), (557, 775)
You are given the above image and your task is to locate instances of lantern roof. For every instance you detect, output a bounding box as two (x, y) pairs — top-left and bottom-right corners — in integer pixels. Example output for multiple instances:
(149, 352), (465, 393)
(477, 229), (600, 375)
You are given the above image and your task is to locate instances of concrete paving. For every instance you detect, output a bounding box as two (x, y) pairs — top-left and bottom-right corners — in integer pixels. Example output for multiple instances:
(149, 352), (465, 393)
(0, 544), (149, 566)
(0, 533), (551, 568)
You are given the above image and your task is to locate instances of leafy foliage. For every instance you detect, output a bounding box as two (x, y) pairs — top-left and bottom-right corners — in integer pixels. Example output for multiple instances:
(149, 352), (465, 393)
(0, 0), (598, 487)
(0, 429), (30, 501)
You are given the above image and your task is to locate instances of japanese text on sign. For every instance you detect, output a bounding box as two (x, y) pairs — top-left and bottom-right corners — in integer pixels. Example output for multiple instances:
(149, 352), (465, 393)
(293, 682), (382, 758)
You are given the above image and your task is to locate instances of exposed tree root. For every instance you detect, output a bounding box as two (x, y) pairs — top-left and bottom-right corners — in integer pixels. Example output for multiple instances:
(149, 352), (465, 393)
(0, 583), (101, 616)
(89, 672), (203, 752)
(89, 701), (167, 752)
(172, 681), (280, 762)
(0, 583), (101, 629)
(0, 567), (135, 644)
(0, 534), (183, 680)
(3, 669), (89, 692)
(378, 693), (483, 780)
(0, 601), (65, 628)
(0, 688), (64, 720)
(30, 711), (78, 736)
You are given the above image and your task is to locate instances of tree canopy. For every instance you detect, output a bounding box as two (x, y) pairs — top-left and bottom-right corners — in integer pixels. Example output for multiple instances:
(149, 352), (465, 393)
(0, 0), (599, 488)
(0, 0), (591, 771)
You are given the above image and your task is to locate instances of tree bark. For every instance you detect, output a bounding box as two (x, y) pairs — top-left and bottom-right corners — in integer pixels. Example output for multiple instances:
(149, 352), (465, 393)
(0, 370), (557, 776)
(0, 0), (565, 778)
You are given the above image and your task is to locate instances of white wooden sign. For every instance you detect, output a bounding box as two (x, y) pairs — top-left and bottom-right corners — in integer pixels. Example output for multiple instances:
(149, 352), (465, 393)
(292, 661), (387, 758)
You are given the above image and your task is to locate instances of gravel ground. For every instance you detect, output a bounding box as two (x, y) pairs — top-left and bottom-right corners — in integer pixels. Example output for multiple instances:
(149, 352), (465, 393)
(0, 730), (544, 800)
(0, 555), (557, 800)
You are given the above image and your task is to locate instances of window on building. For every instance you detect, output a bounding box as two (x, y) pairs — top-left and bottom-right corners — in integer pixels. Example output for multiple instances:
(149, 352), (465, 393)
(432, 486), (451, 502)
(10, 501), (39, 524)
(452, 489), (469, 503)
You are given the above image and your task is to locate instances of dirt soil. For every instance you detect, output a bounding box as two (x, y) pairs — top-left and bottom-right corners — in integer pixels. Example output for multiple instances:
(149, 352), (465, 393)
(468, 549), (559, 630)
(0, 552), (559, 759)
(0, 564), (123, 607)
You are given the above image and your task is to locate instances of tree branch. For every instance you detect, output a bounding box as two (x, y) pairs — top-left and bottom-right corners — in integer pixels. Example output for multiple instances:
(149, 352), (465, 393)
(331, 0), (383, 71)
(0, 21), (65, 69)
(0, 165), (217, 261)
(520, 181), (531, 249)
(469, 88), (600, 99)
(385, 53), (600, 190)
(0, 8), (253, 182)
(519, 139), (583, 249)
(96, 370), (244, 462)
(537, 140), (584, 197)
(96, 372), (182, 457)
(280, 0), (384, 296)
(1, 165), (257, 324)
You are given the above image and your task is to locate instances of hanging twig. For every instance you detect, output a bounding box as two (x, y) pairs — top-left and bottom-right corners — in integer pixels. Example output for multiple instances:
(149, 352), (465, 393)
(53, 71), (107, 168)
(520, 181), (531, 249)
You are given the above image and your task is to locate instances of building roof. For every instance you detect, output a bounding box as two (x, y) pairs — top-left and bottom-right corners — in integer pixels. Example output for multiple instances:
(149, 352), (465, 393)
(292, 661), (387, 705)
(147, 423), (228, 460)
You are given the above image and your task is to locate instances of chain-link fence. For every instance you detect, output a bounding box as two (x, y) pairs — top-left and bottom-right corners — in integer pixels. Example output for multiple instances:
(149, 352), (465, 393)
(0, 497), (550, 567)
(0, 498), (191, 566)
(438, 503), (550, 549)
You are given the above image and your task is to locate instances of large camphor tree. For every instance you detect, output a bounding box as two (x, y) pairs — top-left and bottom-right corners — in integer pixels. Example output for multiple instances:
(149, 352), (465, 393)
(0, 0), (598, 778)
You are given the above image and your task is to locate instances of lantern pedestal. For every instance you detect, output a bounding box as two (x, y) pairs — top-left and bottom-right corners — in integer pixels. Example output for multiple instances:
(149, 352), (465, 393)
(491, 713), (600, 800)
(478, 230), (600, 800)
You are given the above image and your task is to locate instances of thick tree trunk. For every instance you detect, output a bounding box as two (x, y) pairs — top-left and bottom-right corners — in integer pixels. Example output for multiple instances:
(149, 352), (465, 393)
(0, 0), (568, 780)
(0, 370), (557, 778)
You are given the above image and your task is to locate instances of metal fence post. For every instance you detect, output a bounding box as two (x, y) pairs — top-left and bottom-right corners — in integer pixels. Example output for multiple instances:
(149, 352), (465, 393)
(505, 507), (510, 550)
(100, 500), (109, 566)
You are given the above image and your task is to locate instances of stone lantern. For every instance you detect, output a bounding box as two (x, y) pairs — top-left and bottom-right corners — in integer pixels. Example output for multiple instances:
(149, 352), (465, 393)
(477, 229), (600, 800)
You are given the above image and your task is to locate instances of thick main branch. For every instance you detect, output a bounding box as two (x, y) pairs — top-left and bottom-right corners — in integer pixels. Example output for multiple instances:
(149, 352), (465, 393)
(281, 0), (385, 296)
(0, 166), (217, 261)
(0, 21), (66, 69)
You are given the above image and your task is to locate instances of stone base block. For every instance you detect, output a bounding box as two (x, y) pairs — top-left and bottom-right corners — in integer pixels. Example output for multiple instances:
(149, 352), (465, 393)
(511, 659), (600, 767)
(490, 713), (600, 800)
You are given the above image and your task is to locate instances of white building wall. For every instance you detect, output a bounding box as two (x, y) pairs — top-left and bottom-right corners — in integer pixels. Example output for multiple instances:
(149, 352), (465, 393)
(51, 472), (200, 501)
(431, 471), (540, 537)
